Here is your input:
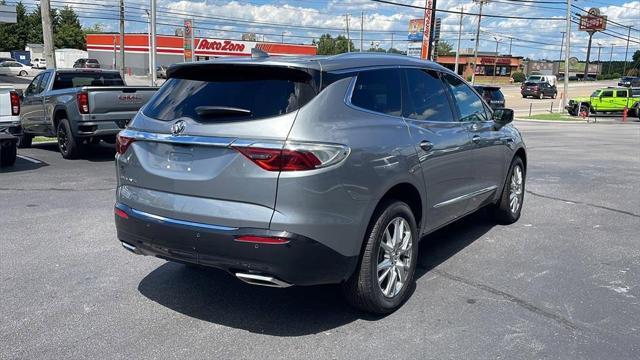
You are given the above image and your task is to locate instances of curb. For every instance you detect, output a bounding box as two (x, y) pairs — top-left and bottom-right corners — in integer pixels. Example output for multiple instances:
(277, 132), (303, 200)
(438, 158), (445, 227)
(515, 118), (588, 124)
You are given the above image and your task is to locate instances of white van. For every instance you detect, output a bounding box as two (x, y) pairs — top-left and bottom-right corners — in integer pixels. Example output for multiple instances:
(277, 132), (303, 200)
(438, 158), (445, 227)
(527, 74), (557, 87)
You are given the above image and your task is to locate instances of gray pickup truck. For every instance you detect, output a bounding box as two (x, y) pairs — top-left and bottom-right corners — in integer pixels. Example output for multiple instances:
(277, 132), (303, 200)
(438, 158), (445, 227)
(17, 69), (158, 158)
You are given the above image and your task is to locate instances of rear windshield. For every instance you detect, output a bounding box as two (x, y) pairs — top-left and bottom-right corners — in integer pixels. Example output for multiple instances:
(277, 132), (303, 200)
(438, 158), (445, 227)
(476, 87), (504, 101)
(86, 59), (99, 64)
(528, 76), (542, 81)
(52, 72), (124, 90)
(144, 66), (317, 122)
(524, 81), (539, 86)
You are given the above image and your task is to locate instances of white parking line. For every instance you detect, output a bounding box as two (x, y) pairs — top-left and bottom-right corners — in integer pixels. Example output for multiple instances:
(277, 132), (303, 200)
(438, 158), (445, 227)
(17, 155), (43, 164)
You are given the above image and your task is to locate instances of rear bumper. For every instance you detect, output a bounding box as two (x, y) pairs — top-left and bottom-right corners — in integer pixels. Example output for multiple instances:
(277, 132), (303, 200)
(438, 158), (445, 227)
(75, 112), (136, 137)
(114, 202), (358, 286)
(521, 90), (541, 97)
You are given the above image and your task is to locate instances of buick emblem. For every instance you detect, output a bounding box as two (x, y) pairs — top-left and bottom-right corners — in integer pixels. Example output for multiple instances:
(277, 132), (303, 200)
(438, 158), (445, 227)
(171, 120), (186, 135)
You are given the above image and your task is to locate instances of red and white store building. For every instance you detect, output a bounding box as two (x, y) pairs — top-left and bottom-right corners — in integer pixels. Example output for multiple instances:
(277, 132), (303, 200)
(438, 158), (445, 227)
(86, 34), (317, 75)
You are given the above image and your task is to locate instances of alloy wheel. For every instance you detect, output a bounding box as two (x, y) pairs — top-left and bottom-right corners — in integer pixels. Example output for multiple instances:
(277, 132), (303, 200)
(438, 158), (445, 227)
(58, 126), (68, 155)
(377, 217), (412, 298)
(509, 165), (523, 214)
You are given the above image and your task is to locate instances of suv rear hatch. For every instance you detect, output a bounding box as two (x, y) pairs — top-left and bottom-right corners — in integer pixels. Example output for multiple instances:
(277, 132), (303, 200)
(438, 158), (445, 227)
(116, 63), (320, 229)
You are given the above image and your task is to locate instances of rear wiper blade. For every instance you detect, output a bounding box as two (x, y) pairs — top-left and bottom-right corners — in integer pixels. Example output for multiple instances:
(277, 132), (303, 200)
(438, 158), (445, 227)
(195, 106), (252, 118)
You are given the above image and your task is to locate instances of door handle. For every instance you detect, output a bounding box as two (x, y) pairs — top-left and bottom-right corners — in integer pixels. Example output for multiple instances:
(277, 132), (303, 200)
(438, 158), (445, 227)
(472, 135), (481, 144)
(419, 140), (434, 151)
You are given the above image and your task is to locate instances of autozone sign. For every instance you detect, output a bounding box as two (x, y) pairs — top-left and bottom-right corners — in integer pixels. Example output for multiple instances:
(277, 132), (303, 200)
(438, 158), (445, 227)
(196, 39), (255, 55)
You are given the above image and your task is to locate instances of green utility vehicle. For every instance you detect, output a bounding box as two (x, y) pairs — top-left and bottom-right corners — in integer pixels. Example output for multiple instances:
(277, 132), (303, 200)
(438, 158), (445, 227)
(565, 87), (640, 116)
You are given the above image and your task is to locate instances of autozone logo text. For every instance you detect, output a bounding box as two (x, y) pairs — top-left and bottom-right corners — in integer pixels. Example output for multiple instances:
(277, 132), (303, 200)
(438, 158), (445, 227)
(197, 39), (246, 52)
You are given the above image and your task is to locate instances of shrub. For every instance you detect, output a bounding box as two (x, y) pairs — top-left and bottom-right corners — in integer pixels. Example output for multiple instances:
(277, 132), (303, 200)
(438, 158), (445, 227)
(511, 72), (526, 83)
(596, 74), (605, 80)
(611, 72), (621, 79)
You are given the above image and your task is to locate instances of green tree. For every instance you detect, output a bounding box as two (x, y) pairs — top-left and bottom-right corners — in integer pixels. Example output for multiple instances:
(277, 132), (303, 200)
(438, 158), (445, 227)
(334, 35), (354, 54)
(367, 47), (386, 52)
(632, 50), (640, 64)
(387, 48), (405, 55)
(0, 2), (29, 51)
(437, 41), (453, 56)
(315, 34), (335, 55)
(55, 6), (85, 49)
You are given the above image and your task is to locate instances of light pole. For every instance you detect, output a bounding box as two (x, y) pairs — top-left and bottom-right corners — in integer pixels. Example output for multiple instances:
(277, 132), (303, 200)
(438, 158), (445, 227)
(562, 0), (571, 111)
(471, 0), (488, 85)
(608, 44), (613, 75)
(454, 6), (463, 75)
(145, 9), (151, 77)
(150, 0), (157, 86)
(559, 31), (565, 61)
(622, 26), (633, 76)
(596, 41), (602, 76)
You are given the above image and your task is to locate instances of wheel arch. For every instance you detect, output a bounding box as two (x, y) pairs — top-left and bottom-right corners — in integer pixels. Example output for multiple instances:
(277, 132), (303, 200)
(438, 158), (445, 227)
(52, 107), (68, 132)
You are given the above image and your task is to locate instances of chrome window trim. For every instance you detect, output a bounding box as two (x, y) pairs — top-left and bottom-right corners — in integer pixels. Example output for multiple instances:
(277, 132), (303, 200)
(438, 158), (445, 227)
(433, 185), (498, 208)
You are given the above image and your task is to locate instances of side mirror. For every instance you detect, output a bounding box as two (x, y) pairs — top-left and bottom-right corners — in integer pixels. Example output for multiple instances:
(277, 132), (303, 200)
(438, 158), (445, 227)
(493, 108), (514, 127)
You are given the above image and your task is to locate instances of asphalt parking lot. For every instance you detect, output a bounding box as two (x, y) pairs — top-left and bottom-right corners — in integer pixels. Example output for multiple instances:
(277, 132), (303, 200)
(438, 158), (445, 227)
(1, 121), (639, 359)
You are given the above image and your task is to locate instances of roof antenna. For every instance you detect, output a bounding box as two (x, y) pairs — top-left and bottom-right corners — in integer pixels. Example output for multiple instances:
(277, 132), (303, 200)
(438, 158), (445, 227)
(251, 48), (269, 59)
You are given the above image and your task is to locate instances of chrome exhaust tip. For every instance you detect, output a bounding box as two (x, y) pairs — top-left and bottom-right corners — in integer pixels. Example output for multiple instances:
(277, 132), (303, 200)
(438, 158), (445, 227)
(235, 273), (292, 288)
(121, 241), (138, 253)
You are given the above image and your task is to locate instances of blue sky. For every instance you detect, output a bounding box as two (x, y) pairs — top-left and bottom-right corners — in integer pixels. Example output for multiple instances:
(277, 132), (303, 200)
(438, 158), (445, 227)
(28, 0), (640, 60)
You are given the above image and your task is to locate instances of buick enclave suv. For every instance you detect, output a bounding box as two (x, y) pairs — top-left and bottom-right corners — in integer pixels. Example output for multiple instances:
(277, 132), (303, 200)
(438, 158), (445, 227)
(114, 53), (527, 313)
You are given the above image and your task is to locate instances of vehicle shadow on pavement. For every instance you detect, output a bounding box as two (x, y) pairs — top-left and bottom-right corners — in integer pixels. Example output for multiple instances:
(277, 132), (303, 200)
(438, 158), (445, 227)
(31, 142), (116, 162)
(0, 156), (48, 173)
(137, 209), (495, 336)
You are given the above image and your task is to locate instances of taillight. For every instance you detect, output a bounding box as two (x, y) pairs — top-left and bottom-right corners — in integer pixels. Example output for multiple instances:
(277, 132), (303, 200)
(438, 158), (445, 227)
(114, 207), (129, 219)
(234, 235), (289, 244)
(77, 91), (89, 114)
(9, 91), (20, 115)
(233, 142), (349, 171)
(116, 133), (135, 154)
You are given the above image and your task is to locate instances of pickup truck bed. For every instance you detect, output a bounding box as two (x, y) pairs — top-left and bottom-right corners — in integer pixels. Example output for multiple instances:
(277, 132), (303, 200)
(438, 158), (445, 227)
(18, 69), (158, 158)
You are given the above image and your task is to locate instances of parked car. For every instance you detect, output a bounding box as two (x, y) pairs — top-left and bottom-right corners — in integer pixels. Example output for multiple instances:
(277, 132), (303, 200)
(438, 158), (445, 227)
(521, 81), (557, 99)
(17, 69), (158, 158)
(618, 76), (640, 87)
(0, 57), (16, 63)
(565, 87), (640, 116)
(31, 58), (46, 69)
(0, 85), (20, 166)
(73, 58), (101, 69)
(156, 65), (168, 79)
(0, 61), (32, 76)
(631, 87), (640, 98)
(114, 53), (527, 314)
(526, 74), (557, 87)
(474, 85), (505, 110)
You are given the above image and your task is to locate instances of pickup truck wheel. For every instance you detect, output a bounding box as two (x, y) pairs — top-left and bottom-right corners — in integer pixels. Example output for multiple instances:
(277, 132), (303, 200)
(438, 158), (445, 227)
(0, 140), (17, 166)
(342, 200), (418, 314)
(492, 156), (525, 224)
(17, 133), (32, 148)
(57, 119), (81, 159)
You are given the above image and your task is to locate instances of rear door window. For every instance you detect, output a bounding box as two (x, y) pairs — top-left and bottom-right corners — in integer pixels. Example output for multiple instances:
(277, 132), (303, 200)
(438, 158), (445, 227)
(601, 90), (614, 98)
(350, 68), (402, 116)
(403, 69), (455, 122)
(615, 90), (628, 98)
(442, 74), (489, 122)
(144, 66), (317, 122)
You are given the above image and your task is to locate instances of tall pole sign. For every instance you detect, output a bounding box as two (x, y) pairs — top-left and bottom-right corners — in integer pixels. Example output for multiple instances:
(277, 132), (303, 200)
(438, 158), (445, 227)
(579, 8), (606, 80)
(183, 19), (194, 62)
(420, 0), (433, 60)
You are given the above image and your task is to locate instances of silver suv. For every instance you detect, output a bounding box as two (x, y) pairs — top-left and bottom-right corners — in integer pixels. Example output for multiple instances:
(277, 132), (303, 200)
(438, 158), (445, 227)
(114, 53), (526, 313)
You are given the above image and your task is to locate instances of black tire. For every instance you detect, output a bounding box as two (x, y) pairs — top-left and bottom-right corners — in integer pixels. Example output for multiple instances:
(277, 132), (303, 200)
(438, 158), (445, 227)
(538, 92), (544, 100)
(0, 141), (17, 166)
(18, 70), (27, 76)
(16, 133), (32, 148)
(492, 157), (525, 224)
(342, 200), (419, 314)
(580, 104), (590, 115)
(552, 92), (557, 99)
(56, 118), (81, 159)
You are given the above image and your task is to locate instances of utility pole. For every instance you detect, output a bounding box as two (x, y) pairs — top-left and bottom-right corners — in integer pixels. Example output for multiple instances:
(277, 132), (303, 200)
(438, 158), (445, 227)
(150, 0), (157, 86)
(360, 11), (364, 52)
(391, 33), (394, 50)
(583, 31), (594, 80)
(562, 0), (571, 111)
(608, 44), (613, 75)
(596, 42), (602, 76)
(493, 36), (501, 83)
(145, 10), (151, 76)
(345, 14), (351, 52)
(119, 0), (125, 78)
(471, 0), (488, 85)
(622, 26), (632, 76)
(454, 6), (463, 75)
(508, 37), (512, 55)
(559, 32), (565, 61)
(41, 0), (56, 69)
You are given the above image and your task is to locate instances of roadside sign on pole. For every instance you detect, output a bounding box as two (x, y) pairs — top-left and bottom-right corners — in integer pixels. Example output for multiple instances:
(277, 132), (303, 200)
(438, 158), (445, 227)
(184, 19), (193, 62)
(420, 0), (433, 60)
